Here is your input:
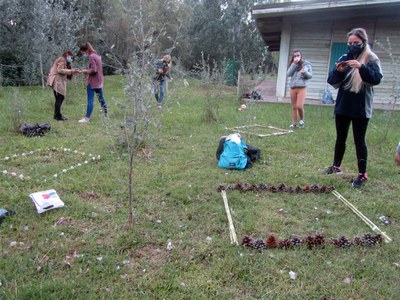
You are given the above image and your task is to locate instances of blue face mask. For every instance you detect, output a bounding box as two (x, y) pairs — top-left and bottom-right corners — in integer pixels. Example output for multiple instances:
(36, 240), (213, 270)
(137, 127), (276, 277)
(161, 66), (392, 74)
(82, 53), (89, 59)
(348, 44), (364, 56)
(66, 56), (73, 63)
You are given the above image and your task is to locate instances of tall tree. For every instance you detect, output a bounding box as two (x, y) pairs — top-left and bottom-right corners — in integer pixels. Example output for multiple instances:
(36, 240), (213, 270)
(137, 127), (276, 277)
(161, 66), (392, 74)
(183, 0), (273, 74)
(222, 0), (272, 74)
(0, 0), (89, 85)
(185, 0), (229, 69)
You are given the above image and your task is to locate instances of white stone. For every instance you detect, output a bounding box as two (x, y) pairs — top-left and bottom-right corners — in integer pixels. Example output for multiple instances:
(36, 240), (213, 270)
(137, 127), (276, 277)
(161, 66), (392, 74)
(289, 271), (297, 280)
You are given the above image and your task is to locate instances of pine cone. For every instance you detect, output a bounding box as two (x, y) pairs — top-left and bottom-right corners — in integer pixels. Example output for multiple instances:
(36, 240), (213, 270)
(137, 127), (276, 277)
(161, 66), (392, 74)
(331, 237), (341, 247)
(258, 183), (268, 191)
(326, 186), (335, 193)
(310, 184), (320, 193)
(295, 185), (303, 193)
(241, 235), (253, 247)
(278, 239), (293, 249)
(362, 233), (383, 246)
(277, 183), (287, 192)
(242, 183), (253, 191)
(315, 234), (325, 247)
(290, 236), (303, 247)
(252, 238), (266, 251)
(362, 233), (375, 246)
(266, 235), (277, 249)
(305, 234), (325, 249)
(352, 237), (364, 246)
(269, 186), (277, 193)
(225, 184), (234, 192)
(233, 183), (242, 191)
(373, 234), (383, 245)
(339, 236), (352, 248)
(331, 236), (352, 248)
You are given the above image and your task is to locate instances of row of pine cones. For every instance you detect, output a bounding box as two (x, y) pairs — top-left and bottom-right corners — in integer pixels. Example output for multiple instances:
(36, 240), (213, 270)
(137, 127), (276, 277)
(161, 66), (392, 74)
(218, 183), (335, 193)
(241, 233), (383, 250)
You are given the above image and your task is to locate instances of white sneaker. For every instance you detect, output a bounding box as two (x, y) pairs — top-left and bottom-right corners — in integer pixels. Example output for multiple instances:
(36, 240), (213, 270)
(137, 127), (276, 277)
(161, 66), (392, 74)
(299, 120), (305, 128)
(78, 118), (90, 123)
(289, 124), (297, 129)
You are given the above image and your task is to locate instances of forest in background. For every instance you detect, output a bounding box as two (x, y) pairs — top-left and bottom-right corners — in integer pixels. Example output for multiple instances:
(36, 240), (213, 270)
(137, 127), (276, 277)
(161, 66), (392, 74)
(0, 0), (279, 86)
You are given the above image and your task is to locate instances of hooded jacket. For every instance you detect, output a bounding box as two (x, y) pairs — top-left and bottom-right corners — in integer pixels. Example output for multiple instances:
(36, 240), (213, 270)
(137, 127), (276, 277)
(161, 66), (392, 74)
(287, 60), (312, 88)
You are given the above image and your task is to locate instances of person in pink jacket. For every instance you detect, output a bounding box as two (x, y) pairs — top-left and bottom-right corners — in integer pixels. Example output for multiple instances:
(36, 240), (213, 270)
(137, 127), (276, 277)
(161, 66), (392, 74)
(78, 42), (108, 123)
(47, 51), (80, 121)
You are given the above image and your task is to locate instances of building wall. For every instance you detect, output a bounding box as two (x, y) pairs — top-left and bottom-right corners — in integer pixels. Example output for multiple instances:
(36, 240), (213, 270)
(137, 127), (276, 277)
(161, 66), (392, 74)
(284, 18), (400, 105)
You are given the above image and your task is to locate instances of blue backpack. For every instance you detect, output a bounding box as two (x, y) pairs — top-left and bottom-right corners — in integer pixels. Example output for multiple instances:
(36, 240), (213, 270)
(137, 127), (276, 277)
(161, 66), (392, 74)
(218, 139), (248, 170)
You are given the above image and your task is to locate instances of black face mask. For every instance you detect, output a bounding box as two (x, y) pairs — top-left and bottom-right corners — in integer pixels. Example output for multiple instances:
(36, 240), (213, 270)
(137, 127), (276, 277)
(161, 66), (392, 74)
(348, 44), (364, 56)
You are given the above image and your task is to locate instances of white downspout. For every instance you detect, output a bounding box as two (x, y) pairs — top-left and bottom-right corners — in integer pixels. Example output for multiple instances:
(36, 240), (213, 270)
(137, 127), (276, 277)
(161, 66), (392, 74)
(276, 19), (291, 99)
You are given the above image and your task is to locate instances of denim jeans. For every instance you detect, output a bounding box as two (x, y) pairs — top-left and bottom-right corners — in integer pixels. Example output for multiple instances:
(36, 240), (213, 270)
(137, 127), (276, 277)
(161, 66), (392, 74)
(153, 79), (165, 104)
(86, 84), (107, 118)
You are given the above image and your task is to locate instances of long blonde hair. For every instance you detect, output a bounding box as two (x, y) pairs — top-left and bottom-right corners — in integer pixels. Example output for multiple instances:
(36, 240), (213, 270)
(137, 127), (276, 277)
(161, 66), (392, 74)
(344, 28), (379, 93)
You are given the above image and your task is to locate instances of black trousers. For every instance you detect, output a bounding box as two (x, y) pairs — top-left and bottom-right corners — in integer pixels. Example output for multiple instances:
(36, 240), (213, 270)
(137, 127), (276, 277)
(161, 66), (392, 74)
(333, 114), (369, 174)
(53, 90), (65, 118)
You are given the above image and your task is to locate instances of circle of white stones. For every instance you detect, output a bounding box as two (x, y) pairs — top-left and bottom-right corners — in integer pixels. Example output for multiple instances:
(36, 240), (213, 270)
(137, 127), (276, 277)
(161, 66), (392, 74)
(1, 147), (101, 182)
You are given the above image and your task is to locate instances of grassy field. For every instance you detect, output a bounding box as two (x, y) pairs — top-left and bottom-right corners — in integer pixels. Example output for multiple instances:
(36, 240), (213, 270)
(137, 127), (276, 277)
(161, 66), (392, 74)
(0, 75), (399, 299)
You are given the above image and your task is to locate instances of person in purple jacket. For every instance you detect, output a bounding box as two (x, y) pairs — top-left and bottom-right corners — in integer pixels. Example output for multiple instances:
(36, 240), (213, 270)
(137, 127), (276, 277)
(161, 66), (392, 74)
(326, 28), (383, 188)
(78, 42), (108, 123)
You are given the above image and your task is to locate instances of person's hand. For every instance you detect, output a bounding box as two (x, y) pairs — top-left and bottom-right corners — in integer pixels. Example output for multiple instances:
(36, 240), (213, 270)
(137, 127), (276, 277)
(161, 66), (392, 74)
(82, 69), (89, 75)
(300, 68), (305, 74)
(293, 56), (300, 63)
(346, 59), (362, 69)
(335, 61), (348, 72)
(73, 69), (81, 74)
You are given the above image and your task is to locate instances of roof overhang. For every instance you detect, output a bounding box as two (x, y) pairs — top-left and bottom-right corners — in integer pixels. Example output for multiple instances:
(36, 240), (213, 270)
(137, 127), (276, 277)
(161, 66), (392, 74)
(252, 0), (400, 51)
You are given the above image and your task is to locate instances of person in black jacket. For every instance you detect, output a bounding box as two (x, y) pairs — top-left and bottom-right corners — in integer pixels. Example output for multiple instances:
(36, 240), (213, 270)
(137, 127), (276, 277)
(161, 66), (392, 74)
(326, 28), (383, 188)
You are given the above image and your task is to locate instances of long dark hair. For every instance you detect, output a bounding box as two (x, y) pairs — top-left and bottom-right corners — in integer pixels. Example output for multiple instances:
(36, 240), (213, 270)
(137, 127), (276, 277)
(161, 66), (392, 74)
(289, 50), (304, 71)
(62, 51), (74, 80)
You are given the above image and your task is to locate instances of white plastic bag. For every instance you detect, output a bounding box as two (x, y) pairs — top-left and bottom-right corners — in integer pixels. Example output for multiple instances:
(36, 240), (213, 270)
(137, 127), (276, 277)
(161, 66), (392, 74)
(29, 189), (64, 213)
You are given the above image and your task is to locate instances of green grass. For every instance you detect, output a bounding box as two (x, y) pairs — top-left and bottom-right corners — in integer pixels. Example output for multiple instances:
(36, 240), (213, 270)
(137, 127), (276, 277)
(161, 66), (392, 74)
(0, 75), (399, 299)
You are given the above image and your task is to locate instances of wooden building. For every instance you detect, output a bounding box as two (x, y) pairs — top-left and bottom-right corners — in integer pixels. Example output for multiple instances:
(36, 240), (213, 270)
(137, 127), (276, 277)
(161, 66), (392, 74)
(252, 0), (400, 107)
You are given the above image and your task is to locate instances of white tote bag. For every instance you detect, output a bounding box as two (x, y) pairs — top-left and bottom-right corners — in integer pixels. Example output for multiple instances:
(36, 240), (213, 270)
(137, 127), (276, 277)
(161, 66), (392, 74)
(29, 189), (64, 213)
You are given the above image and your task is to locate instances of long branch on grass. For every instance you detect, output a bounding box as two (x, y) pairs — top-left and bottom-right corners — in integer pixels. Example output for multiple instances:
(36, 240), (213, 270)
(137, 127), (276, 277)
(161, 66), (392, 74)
(331, 190), (392, 243)
(221, 190), (238, 245)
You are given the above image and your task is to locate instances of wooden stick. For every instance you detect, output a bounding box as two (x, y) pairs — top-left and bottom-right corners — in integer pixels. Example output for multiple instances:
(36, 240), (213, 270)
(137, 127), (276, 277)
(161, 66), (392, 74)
(221, 190), (239, 245)
(331, 190), (392, 243)
(225, 124), (293, 138)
